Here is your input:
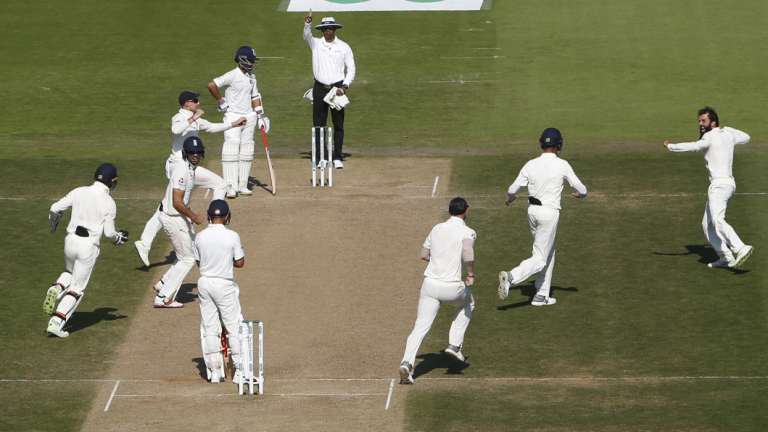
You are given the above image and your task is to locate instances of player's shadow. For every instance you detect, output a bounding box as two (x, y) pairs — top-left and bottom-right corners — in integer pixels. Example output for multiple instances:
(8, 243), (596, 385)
(66, 307), (127, 333)
(248, 176), (274, 195)
(177, 283), (198, 304)
(653, 244), (749, 274)
(136, 251), (176, 272)
(413, 352), (470, 379)
(497, 284), (578, 311)
(299, 151), (352, 160)
(192, 357), (207, 380)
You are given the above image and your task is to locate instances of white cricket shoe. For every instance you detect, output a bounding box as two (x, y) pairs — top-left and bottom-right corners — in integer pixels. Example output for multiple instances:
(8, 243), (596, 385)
(444, 345), (465, 363)
(732, 245), (754, 268)
(399, 361), (414, 385)
(333, 159), (344, 169)
(707, 256), (734, 268)
(134, 240), (150, 267)
(238, 188), (253, 196)
(46, 320), (69, 338)
(531, 295), (557, 307)
(153, 296), (183, 308)
(209, 369), (223, 383)
(498, 271), (510, 300)
(232, 369), (245, 385)
(226, 186), (238, 199)
(43, 284), (62, 315)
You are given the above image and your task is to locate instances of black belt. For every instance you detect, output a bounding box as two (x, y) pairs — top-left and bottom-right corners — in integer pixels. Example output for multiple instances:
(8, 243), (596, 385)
(528, 197), (542, 206)
(159, 202), (164, 212)
(75, 226), (89, 237)
(315, 80), (342, 90)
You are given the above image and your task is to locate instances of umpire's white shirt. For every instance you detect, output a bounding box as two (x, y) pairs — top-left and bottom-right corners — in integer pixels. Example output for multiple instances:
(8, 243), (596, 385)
(303, 23), (356, 87)
(50, 181), (118, 245)
(169, 109), (232, 161)
(213, 68), (261, 115)
(666, 127), (750, 186)
(161, 162), (194, 216)
(194, 224), (245, 280)
(423, 217), (476, 283)
(508, 153), (587, 210)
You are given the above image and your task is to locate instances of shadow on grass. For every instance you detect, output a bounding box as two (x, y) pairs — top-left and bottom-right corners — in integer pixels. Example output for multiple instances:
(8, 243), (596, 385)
(414, 352), (470, 379)
(248, 176), (274, 195)
(497, 284), (578, 311)
(135, 251), (176, 272)
(177, 283), (198, 304)
(66, 307), (127, 333)
(653, 244), (750, 274)
(298, 151), (352, 160)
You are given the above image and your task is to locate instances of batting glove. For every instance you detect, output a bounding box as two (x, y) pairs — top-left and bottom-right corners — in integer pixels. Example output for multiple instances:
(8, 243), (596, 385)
(113, 230), (129, 246)
(257, 115), (271, 134)
(217, 99), (229, 113)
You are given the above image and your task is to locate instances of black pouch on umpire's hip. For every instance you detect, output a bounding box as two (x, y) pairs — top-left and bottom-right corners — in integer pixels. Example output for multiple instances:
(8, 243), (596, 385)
(75, 226), (89, 237)
(528, 197), (542, 206)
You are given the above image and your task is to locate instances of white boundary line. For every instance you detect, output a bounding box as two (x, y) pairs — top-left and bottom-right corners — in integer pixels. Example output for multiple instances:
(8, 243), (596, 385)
(384, 378), (395, 410)
(103, 380), (120, 412)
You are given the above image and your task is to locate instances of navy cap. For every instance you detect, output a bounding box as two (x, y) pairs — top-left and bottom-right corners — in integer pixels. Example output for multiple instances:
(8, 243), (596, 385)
(539, 127), (563, 148)
(448, 197), (469, 216)
(207, 199), (230, 219)
(178, 90), (200, 106)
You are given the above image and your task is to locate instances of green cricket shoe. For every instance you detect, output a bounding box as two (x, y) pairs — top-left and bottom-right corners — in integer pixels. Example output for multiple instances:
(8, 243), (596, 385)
(43, 284), (62, 316)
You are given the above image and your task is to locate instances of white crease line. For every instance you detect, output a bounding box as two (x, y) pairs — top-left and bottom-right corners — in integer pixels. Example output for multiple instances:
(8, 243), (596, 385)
(118, 392), (385, 398)
(417, 376), (768, 382)
(103, 380), (120, 412)
(431, 176), (440, 198)
(475, 47), (501, 50)
(423, 80), (498, 84)
(440, 55), (505, 59)
(384, 378), (395, 410)
(258, 57), (286, 59)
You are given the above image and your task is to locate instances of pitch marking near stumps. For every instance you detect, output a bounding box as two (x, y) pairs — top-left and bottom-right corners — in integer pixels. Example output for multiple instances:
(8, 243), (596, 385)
(431, 176), (440, 198)
(385, 378), (395, 410)
(103, 380), (120, 412)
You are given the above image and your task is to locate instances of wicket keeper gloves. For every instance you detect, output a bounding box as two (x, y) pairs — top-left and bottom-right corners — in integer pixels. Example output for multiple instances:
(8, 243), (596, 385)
(113, 230), (129, 246)
(49, 211), (62, 233)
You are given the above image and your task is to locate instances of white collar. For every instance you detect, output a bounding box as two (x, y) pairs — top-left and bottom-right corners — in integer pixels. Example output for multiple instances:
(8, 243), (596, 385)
(447, 216), (466, 225)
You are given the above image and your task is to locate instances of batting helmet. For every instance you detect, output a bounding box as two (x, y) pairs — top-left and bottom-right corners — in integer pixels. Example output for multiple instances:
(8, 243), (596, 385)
(207, 199), (231, 223)
(539, 128), (563, 150)
(234, 46), (257, 72)
(94, 163), (118, 189)
(182, 136), (205, 161)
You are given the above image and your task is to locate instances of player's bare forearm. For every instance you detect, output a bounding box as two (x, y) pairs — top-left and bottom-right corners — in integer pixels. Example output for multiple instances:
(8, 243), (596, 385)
(464, 261), (475, 286)
(172, 191), (202, 224)
(207, 81), (222, 101)
(420, 247), (430, 262)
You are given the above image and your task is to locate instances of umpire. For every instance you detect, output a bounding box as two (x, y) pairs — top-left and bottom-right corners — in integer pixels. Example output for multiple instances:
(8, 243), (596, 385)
(303, 14), (356, 169)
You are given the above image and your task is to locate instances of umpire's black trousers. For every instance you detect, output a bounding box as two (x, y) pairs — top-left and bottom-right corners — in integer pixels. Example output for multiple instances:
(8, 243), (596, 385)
(313, 80), (345, 161)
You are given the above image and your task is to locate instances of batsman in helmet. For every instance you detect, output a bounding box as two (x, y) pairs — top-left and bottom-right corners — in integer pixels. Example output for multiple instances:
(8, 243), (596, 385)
(207, 45), (271, 198)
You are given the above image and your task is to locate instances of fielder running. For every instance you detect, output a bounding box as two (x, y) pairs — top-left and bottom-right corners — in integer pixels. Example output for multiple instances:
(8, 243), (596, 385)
(153, 136), (226, 308)
(498, 128), (587, 306)
(664, 106), (753, 268)
(43, 163), (129, 338)
(207, 46), (271, 198)
(399, 197), (476, 385)
(194, 200), (246, 383)
(133, 91), (246, 267)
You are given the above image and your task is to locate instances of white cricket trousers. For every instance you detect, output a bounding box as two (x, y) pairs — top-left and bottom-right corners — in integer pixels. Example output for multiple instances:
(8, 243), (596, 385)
(703, 182), (746, 258)
(198, 277), (244, 370)
(49, 234), (100, 329)
(401, 278), (475, 366)
(509, 205), (559, 298)
(157, 213), (195, 302)
(222, 112), (256, 191)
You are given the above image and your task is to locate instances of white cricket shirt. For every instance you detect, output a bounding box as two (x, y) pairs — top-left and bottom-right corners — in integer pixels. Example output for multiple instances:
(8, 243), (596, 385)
(168, 109), (232, 161)
(212, 68), (261, 115)
(304, 23), (356, 87)
(161, 162), (195, 216)
(666, 126), (750, 185)
(423, 216), (476, 283)
(50, 181), (118, 245)
(194, 224), (245, 280)
(508, 153), (587, 210)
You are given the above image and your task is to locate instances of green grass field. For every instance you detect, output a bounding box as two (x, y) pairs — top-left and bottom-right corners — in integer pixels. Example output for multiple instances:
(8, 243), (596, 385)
(1, 0), (766, 430)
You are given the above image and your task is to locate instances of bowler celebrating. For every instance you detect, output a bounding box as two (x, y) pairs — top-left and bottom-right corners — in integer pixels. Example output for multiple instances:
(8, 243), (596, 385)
(664, 107), (753, 268)
(498, 128), (587, 306)
(399, 197), (476, 385)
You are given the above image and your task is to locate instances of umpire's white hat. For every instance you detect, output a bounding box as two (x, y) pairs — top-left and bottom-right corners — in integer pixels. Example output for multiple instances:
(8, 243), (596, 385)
(316, 17), (343, 30)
